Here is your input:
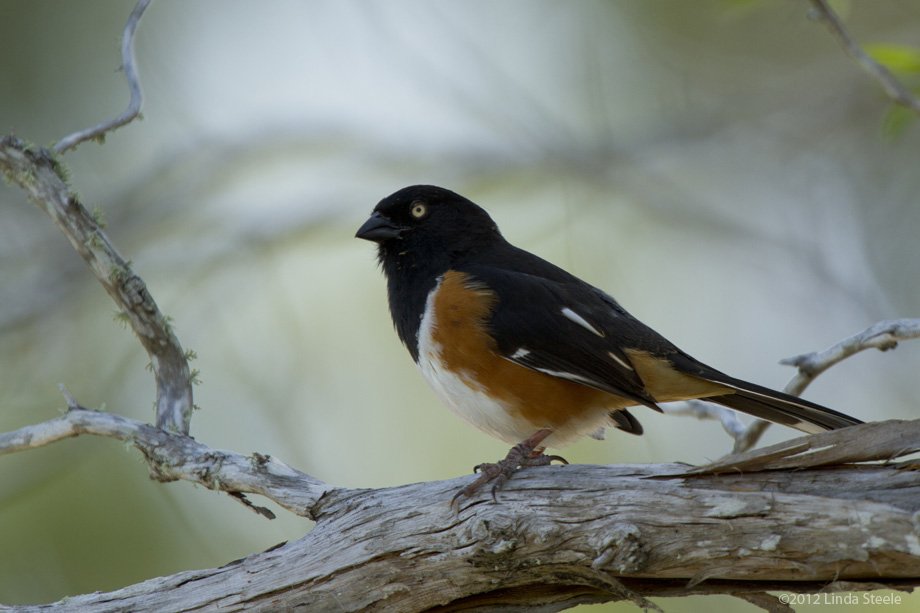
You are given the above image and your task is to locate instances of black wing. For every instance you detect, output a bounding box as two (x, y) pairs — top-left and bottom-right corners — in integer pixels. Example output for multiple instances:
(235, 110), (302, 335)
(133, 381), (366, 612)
(458, 241), (863, 434)
(460, 249), (669, 413)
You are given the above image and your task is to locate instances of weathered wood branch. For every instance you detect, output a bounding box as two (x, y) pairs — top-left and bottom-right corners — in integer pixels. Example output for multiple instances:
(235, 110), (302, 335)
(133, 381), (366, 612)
(0, 399), (331, 521)
(780, 318), (920, 395)
(2, 420), (919, 612)
(0, 135), (194, 434)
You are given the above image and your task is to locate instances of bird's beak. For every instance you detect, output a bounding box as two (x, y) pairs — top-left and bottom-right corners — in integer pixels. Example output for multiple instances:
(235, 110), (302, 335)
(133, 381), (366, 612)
(356, 211), (405, 242)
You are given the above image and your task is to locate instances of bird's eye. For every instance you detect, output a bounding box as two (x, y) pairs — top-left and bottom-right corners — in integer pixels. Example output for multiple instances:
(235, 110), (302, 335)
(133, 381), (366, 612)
(410, 201), (427, 219)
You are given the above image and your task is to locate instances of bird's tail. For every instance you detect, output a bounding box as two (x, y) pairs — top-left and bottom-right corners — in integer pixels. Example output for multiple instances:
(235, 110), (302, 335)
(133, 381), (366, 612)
(702, 377), (862, 434)
(666, 351), (863, 433)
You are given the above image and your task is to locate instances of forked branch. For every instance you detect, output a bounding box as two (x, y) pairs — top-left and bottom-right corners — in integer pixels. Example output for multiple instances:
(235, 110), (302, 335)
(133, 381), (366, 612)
(0, 136), (194, 433)
(667, 319), (920, 453)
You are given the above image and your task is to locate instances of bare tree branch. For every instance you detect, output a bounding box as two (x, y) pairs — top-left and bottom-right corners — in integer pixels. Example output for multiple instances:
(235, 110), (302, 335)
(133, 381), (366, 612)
(807, 0), (920, 117)
(0, 136), (194, 433)
(0, 394), (331, 521)
(1, 424), (919, 612)
(664, 318), (920, 454)
(744, 318), (920, 451)
(52, 0), (152, 153)
(780, 318), (920, 395)
(660, 399), (748, 438)
(661, 398), (772, 455)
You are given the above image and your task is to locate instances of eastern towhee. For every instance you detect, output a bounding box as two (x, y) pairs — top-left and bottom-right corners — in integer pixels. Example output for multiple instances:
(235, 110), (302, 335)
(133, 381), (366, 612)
(356, 185), (863, 501)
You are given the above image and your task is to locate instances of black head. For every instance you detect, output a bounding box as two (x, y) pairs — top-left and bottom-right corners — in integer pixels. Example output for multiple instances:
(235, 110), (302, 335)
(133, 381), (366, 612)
(357, 185), (505, 359)
(356, 185), (501, 262)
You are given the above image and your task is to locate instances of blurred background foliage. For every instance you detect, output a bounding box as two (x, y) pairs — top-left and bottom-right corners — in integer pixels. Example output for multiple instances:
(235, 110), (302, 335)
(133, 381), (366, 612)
(1, 1), (919, 611)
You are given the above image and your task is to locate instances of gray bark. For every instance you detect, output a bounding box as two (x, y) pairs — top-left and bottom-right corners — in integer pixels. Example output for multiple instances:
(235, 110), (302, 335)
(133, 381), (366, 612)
(2, 419), (919, 612)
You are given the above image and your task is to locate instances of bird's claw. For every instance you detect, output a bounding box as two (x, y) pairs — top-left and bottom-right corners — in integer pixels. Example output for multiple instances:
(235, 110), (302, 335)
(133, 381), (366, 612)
(451, 439), (567, 509)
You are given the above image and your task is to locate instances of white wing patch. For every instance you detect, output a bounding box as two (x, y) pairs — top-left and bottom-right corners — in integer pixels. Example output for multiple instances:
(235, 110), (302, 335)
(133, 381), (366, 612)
(561, 307), (604, 337)
(531, 366), (599, 387)
(607, 351), (634, 371)
(511, 347), (531, 359)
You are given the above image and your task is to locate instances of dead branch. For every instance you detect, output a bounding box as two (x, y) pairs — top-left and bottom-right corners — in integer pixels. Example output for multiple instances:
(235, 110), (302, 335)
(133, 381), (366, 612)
(0, 393), (331, 521)
(780, 318), (920, 395)
(663, 317), (920, 454)
(1, 421), (919, 612)
(0, 136), (194, 434)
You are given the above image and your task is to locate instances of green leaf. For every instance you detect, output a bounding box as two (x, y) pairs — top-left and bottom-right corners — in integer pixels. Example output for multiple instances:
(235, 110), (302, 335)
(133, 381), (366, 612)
(865, 44), (920, 76)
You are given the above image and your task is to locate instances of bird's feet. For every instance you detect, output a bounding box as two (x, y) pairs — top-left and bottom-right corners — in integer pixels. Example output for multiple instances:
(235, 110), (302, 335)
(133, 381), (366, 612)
(451, 429), (567, 507)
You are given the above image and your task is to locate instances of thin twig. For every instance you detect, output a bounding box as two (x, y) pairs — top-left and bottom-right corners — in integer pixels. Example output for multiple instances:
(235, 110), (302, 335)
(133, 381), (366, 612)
(660, 400), (746, 438)
(57, 383), (80, 411)
(807, 0), (920, 117)
(52, 0), (153, 153)
(780, 318), (920, 395)
(667, 319), (920, 454)
(0, 392), (332, 521)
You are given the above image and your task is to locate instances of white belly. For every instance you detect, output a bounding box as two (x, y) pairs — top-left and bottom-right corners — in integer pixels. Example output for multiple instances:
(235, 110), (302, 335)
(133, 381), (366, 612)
(416, 351), (538, 445)
(415, 282), (612, 447)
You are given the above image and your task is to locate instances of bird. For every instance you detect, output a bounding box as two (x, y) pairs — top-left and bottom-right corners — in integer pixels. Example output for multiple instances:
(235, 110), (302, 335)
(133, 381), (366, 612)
(356, 185), (863, 502)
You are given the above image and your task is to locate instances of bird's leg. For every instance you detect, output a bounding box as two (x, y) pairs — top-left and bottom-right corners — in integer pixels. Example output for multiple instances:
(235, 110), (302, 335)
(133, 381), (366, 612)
(451, 429), (568, 506)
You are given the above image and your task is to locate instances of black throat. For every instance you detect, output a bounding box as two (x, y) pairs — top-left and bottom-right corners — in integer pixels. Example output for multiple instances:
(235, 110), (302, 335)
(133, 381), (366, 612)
(378, 243), (448, 362)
